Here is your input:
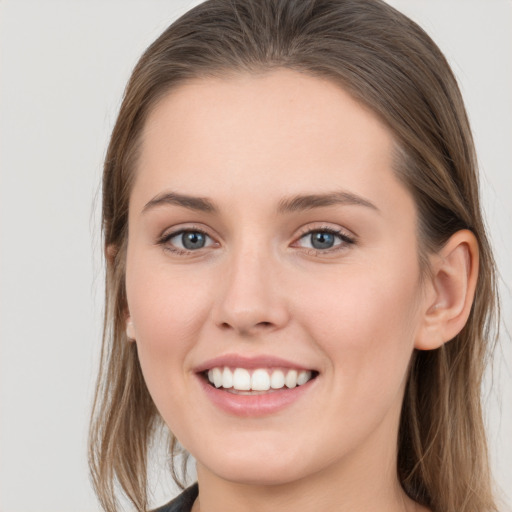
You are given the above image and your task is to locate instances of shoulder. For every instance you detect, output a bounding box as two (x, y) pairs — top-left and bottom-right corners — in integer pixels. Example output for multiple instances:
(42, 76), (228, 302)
(151, 483), (199, 512)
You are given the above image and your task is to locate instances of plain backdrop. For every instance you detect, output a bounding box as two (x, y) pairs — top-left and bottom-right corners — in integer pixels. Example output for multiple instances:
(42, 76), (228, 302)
(0, 1), (511, 511)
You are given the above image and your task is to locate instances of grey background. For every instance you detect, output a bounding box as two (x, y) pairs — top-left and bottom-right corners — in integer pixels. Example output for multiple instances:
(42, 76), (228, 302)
(1, 1), (510, 510)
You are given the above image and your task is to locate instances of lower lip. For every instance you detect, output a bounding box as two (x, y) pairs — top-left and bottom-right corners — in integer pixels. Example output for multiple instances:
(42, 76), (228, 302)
(197, 374), (317, 417)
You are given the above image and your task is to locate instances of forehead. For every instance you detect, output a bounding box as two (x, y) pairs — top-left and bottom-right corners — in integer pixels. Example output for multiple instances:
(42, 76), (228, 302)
(140, 69), (394, 166)
(133, 69), (411, 218)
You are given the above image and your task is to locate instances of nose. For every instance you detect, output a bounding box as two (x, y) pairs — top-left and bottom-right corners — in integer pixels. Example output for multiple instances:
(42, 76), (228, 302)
(211, 243), (290, 337)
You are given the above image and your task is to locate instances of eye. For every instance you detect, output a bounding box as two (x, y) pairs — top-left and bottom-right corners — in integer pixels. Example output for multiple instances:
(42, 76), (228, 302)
(159, 229), (216, 254)
(295, 228), (355, 252)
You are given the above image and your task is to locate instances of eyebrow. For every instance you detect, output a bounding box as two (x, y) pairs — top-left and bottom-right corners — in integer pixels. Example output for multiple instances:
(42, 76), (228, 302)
(143, 191), (218, 214)
(142, 189), (379, 215)
(277, 191), (379, 214)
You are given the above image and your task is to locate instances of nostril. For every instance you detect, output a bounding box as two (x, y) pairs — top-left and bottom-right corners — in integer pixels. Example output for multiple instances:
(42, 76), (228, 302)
(217, 320), (274, 333)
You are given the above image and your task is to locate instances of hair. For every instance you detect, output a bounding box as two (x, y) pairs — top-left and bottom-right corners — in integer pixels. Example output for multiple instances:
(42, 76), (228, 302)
(89, 1), (500, 511)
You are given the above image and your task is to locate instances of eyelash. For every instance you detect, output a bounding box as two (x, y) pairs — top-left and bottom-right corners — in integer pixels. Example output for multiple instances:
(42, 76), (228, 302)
(294, 226), (355, 255)
(157, 226), (213, 256)
(157, 226), (356, 256)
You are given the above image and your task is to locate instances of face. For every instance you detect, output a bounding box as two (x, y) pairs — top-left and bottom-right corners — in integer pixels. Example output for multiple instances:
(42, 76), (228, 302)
(125, 69), (428, 486)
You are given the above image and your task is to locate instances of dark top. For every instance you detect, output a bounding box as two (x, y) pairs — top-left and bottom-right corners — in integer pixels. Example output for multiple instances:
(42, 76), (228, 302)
(152, 483), (199, 512)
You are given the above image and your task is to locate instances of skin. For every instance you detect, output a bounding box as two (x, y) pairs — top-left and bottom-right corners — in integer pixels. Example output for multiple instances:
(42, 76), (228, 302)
(124, 69), (476, 512)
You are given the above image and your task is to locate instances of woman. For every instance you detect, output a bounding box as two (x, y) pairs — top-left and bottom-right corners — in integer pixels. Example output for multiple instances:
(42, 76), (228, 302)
(89, 1), (500, 511)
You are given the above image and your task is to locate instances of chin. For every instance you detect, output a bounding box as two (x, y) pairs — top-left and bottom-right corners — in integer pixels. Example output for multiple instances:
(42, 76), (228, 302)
(206, 460), (307, 487)
(192, 436), (322, 487)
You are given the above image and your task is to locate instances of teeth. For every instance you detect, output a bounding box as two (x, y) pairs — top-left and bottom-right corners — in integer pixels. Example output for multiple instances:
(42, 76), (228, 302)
(285, 369), (298, 388)
(212, 367), (223, 388)
(270, 370), (285, 389)
(222, 367), (233, 388)
(297, 370), (311, 386)
(206, 367), (313, 391)
(232, 368), (251, 390)
(251, 369), (270, 391)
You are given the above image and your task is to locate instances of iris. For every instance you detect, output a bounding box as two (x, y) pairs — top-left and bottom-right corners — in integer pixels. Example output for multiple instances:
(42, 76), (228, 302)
(310, 231), (335, 249)
(182, 231), (206, 250)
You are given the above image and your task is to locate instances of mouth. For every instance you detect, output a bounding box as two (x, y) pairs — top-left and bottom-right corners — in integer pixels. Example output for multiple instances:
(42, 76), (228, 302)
(194, 354), (319, 415)
(203, 366), (318, 395)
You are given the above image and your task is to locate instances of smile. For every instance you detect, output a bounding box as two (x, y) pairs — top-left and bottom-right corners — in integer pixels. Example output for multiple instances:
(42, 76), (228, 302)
(206, 367), (315, 393)
(195, 355), (319, 416)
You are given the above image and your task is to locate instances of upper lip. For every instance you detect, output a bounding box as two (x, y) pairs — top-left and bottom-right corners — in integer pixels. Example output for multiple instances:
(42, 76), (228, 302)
(194, 354), (315, 374)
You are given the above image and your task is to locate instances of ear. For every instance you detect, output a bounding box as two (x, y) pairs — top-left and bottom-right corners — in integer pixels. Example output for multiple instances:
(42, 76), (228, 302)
(415, 229), (479, 350)
(105, 243), (135, 340)
(126, 316), (136, 342)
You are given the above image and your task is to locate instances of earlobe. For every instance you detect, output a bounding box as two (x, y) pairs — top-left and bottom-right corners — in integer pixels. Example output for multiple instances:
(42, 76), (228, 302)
(415, 229), (479, 350)
(126, 317), (136, 342)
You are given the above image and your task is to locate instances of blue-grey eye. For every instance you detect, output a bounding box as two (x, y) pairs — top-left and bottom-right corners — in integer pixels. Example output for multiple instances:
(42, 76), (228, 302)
(164, 230), (214, 252)
(296, 228), (353, 252)
(181, 231), (207, 249)
(310, 231), (336, 249)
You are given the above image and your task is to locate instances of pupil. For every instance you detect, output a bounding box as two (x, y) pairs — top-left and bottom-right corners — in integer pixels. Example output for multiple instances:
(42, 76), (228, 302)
(182, 232), (205, 249)
(311, 231), (334, 249)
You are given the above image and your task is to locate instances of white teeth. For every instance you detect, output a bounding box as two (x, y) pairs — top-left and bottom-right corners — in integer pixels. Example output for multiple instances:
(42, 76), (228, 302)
(251, 369), (270, 391)
(270, 369), (285, 389)
(285, 369), (298, 388)
(297, 370), (312, 386)
(222, 367), (233, 388)
(232, 368), (251, 390)
(212, 367), (223, 388)
(206, 367), (314, 391)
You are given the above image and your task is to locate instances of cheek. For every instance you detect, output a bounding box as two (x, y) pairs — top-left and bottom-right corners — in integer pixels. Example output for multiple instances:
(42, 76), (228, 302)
(294, 259), (421, 388)
(124, 259), (216, 408)
(126, 261), (212, 349)
(125, 262), (218, 433)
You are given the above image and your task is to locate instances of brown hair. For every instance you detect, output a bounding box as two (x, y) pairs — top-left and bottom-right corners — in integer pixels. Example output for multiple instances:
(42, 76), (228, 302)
(89, 1), (500, 511)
